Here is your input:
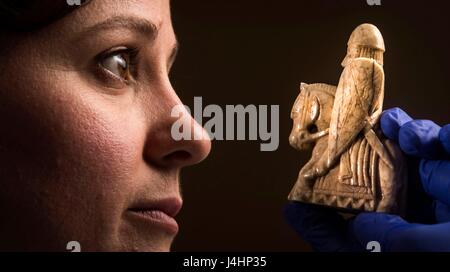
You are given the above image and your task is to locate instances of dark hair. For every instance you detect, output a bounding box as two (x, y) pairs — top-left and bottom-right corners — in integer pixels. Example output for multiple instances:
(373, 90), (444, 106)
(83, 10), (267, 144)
(0, 0), (91, 31)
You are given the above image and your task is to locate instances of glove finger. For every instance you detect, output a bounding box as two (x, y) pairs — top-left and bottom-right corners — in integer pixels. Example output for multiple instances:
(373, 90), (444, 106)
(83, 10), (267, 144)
(439, 125), (450, 156)
(420, 160), (450, 206)
(350, 213), (410, 252)
(434, 201), (450, 223)
(399, 120), (442, 159)
(403, 158), (436, 224)
(390, 223), (450, 251)
(380, 107), (413, 141)
(352, 213), (450, 251)
(283, 202), (359, 252)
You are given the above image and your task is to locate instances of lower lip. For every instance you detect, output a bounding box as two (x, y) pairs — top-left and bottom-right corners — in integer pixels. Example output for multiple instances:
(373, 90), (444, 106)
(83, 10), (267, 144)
(127, 209), (179, 234)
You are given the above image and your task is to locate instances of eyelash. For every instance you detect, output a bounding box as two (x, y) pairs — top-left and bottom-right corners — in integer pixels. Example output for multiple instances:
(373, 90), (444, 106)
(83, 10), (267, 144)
(95, 47), (140, 86)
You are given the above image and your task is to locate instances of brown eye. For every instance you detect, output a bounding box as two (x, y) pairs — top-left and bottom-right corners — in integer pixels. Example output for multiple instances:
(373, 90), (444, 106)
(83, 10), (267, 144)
(100, 53), (132, 81)
(97, 47), (139, 84)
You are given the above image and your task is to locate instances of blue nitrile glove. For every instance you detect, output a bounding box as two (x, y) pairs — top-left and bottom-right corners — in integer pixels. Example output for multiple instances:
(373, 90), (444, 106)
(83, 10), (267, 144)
(284, 107), (450, 252)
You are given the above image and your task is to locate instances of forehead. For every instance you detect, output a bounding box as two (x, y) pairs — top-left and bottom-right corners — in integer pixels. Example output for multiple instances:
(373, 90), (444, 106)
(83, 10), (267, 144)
(67, 0), (174, 39)
(292, 90), (311, 112)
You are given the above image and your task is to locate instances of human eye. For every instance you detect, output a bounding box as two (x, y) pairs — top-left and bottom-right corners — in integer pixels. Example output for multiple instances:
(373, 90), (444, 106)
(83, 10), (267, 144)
(95, 46), (139, 87)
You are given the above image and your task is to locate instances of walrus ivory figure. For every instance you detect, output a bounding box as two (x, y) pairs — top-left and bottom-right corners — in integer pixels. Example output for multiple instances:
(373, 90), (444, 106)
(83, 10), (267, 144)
(288, 24), (407, 214)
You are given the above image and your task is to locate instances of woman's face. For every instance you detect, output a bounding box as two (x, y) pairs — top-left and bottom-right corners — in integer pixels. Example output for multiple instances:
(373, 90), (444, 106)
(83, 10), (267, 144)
(0, 0), (210, 251)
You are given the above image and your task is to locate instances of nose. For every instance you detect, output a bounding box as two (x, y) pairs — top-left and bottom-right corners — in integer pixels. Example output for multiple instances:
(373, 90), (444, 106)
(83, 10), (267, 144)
(143, 87), (211, 169)
(289, 134), (297, 147)
(297, 130), (307, 140)
(291, 130), (307, 141)
(289, 129), (309, 148)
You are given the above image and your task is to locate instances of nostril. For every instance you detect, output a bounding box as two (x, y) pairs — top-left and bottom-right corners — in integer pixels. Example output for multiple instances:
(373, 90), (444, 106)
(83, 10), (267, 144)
(164, 150), (192, 164)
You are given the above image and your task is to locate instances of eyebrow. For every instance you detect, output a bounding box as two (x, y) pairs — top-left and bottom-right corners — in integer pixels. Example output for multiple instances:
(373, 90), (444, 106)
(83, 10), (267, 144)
(78, 16), (160, 41)
(77, 15), (179, 69)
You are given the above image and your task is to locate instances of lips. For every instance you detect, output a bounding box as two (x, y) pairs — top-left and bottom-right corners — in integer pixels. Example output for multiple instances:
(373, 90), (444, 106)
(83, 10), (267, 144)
(128, 197), (182, 234)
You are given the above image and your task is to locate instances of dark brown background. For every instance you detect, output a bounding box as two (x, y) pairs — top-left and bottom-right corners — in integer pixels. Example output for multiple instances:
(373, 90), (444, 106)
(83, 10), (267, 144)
(170, 0), (450, 251)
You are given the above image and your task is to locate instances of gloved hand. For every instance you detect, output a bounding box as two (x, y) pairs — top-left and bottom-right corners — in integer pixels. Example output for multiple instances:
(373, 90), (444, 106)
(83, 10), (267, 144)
(284, 107), (450, 252)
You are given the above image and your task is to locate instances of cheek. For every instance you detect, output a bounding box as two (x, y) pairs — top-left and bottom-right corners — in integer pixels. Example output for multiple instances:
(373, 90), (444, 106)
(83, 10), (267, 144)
(65, 108), (142, 195)
(0, 73), (147, 248)
(49, 90), (147, 219)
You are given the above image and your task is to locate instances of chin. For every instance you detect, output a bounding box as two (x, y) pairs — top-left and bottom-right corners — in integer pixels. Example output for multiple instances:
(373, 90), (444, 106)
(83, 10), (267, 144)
(126, 240), (174, 252)
(113, 229), (176, 252)
(86, 239), (174, 252)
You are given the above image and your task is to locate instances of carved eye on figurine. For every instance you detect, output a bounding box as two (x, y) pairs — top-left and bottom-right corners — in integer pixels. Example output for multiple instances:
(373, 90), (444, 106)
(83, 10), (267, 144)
(308, 96), (320, 132)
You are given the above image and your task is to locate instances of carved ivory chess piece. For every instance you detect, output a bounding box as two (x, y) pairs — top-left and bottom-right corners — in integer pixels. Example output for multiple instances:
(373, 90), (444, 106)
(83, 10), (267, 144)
(288, 24), (407, 214)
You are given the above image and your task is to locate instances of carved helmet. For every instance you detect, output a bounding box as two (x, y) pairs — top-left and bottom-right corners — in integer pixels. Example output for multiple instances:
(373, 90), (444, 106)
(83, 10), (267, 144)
(347, 23), (385, 52)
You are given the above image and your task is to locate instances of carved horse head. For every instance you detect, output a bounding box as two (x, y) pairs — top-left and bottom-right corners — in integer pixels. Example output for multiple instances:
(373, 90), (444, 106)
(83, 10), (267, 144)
(289, 83), (337, 150)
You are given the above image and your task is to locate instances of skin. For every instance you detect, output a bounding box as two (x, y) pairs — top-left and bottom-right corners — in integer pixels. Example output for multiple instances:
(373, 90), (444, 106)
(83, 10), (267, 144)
(0, 0), (211, 251)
